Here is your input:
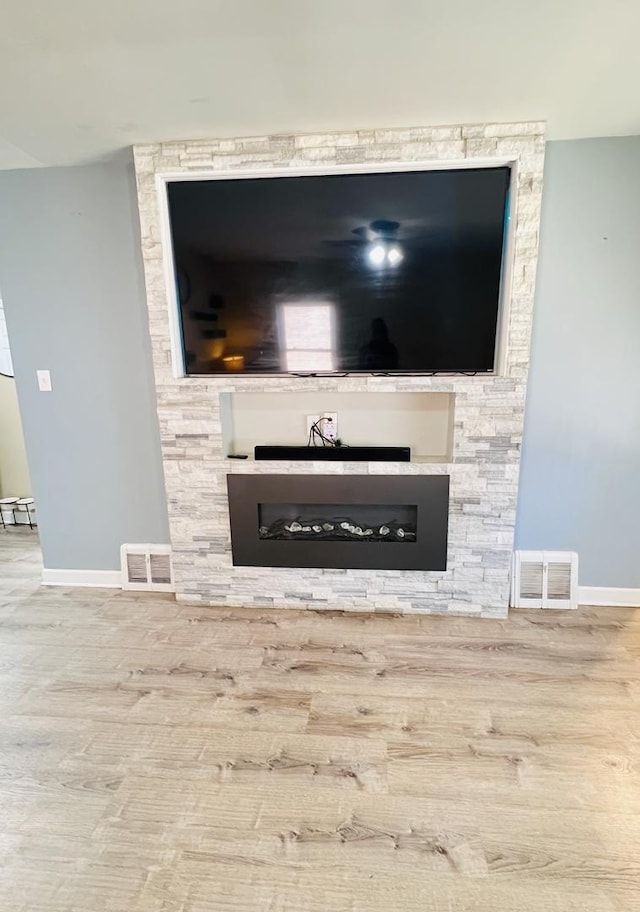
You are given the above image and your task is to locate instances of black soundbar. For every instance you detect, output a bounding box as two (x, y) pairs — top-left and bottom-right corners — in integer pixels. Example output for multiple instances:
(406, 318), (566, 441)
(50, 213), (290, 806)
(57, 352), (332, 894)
(254, 445), (411, 462)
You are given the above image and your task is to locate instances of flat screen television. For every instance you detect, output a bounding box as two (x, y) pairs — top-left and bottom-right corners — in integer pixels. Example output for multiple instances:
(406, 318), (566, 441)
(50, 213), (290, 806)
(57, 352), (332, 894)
(166, 166), (511, 375)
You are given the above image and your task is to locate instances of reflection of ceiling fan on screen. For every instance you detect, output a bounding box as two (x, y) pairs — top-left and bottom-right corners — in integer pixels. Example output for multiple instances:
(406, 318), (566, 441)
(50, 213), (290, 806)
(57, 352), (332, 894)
(328, 219), (404, 267)
(0, 301), (14, 378)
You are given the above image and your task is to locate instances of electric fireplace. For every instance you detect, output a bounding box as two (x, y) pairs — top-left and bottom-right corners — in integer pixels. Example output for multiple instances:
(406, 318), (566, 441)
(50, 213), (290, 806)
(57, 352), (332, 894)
(227, 474), (449, 571)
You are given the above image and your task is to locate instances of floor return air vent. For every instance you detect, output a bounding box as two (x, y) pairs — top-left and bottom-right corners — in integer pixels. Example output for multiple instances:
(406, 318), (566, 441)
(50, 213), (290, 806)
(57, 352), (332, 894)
(120, 544), (174, 592)
(511, 550), (578, 609)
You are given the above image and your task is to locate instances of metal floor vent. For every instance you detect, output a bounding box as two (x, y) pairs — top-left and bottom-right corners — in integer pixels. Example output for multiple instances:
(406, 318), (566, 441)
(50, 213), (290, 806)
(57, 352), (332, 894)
(120, 544), (174, 592)
(511, 550), (578, 610)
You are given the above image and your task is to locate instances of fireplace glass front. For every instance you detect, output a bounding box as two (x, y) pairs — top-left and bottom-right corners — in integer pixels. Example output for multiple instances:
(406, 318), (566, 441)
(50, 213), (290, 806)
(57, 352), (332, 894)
(258, 503), (417, 543)
(227, 473), (449, 571)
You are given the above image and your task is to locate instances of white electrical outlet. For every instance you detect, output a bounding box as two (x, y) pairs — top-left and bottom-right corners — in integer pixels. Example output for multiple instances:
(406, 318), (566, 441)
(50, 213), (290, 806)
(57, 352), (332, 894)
(305, 413), (338, 444)
(321, 412), (338, 441)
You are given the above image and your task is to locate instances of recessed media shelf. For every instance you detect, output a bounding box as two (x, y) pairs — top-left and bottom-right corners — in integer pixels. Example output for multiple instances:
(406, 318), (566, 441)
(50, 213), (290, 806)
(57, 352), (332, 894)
(221, 391), (454, 464)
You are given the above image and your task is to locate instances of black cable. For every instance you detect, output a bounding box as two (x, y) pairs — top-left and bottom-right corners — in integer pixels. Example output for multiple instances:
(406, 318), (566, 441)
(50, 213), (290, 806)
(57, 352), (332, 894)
(307, 418), (339, 448)
(313, 420), (330, 447)
(290, 370), (480, 378)
(308, 420), (328, 446)
(307, 420), (326, 447)
(290, 372), (349, 378)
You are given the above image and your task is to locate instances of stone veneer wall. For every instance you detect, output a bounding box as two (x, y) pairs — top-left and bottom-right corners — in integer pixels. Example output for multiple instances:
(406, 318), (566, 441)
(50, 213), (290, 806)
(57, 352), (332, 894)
(133, 122), (545, 618)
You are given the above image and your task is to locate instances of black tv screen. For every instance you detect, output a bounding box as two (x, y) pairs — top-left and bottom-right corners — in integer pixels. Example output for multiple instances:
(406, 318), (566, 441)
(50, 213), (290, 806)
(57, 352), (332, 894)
(166, 166), (510, 375)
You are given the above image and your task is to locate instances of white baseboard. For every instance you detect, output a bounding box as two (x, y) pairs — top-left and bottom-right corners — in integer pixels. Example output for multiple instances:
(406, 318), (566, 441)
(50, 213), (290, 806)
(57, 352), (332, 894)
(578, 586), (640, 608)
(42, 568), (122, 588)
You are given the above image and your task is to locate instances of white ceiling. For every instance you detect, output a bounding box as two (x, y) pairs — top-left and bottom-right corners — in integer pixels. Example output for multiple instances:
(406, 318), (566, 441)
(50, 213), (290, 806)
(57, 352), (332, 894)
(0, 0), (638, 170)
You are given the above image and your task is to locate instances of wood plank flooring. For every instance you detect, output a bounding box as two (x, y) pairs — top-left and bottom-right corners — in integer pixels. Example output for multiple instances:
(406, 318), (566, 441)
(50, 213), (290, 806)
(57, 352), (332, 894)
(1, 530), (639, 911)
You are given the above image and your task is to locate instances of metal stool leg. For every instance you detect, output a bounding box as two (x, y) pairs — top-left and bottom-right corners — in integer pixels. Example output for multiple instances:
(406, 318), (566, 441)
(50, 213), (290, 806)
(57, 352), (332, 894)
(0, 499), (20, 530)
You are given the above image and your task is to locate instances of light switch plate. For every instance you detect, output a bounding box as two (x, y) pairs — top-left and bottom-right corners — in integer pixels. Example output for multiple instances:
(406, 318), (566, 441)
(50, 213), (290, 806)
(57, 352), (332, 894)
(37, 370), (52, 392)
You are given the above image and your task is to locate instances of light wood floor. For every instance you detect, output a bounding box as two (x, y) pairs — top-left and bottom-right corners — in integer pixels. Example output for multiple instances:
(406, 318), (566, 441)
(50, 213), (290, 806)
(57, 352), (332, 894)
(1, 531), (639, 911)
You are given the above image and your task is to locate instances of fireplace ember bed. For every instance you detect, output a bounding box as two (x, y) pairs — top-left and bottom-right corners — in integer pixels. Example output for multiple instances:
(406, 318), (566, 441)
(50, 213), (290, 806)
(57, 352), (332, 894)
(227, 474), (449, 571)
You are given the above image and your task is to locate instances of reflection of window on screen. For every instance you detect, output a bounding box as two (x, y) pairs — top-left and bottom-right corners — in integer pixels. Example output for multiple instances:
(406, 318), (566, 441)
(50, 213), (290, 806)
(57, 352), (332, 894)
(281, 303), (335, 372)
(0, 300), (13, 377)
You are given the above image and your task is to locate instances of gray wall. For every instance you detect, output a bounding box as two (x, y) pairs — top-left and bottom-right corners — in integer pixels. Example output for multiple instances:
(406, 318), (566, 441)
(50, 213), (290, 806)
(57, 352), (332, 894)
(0, 153), (169, 570)
(0, 138), (637, 585)
(516, 136), (640, 588)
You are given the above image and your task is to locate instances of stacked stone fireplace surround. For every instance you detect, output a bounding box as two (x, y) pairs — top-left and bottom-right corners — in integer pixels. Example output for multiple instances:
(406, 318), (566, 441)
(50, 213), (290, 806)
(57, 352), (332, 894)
(133, 122), (545, 618)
